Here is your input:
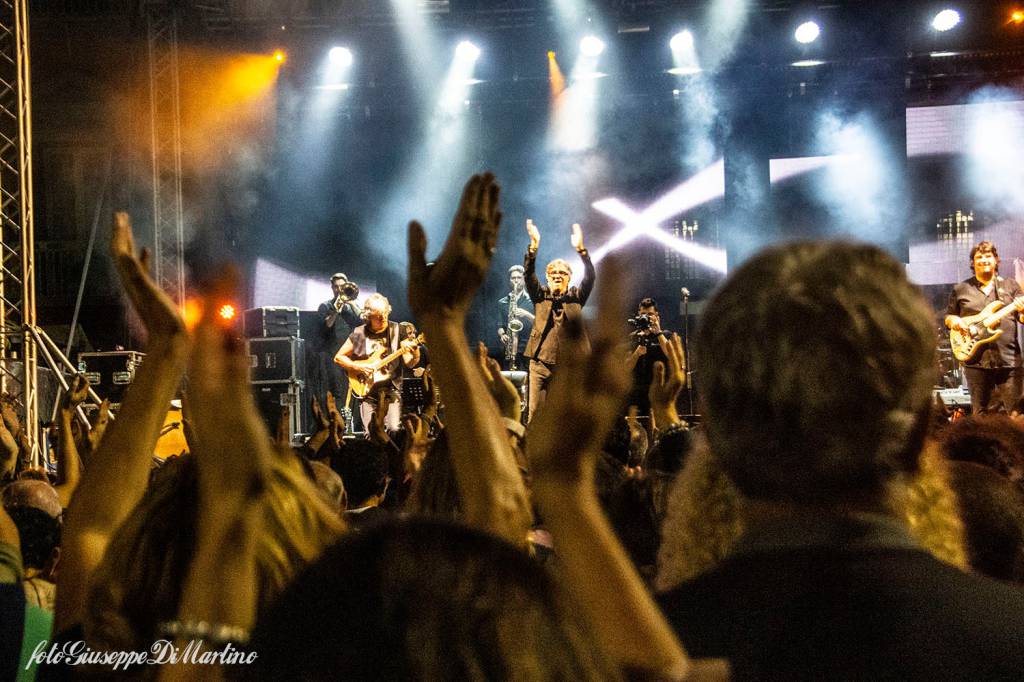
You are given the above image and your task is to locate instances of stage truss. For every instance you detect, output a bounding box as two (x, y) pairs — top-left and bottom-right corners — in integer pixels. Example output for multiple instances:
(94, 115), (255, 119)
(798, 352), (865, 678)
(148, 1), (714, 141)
(148, 4), (186, 309)
(0, 0), (37, 459)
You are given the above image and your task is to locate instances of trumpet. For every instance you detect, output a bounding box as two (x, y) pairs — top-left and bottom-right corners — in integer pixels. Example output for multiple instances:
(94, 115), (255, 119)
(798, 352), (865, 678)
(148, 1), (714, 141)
(333, 279), (359, 310)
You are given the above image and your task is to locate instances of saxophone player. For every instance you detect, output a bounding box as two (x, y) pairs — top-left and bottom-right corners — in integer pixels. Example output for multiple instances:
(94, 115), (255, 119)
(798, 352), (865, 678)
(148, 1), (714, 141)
(497, 264), (535, 370)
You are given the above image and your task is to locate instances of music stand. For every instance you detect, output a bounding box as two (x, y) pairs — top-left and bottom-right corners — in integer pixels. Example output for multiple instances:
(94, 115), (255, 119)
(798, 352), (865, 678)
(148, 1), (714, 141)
(401, 376), (428, 412)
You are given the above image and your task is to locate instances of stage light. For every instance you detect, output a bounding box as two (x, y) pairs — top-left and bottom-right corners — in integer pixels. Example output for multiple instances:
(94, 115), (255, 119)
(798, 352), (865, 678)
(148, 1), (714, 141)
(273, 50), (286, 63)
(1011, 9), (1024, 25)
(579, 35), (606, 57)
(670, 30), (694, 52)
(548, 51), (566, 97)
(181, 298), (203, 332)
(792, 59), (826, 67)
(591, 161), (729, 272)
(328, 47), (354, 66)
(218, 304), (237, 321)
(455, 40), (481, 62)
(669, 29), (702, 75)
(794, 21), (820, 44)
(932, 9), (961, 32)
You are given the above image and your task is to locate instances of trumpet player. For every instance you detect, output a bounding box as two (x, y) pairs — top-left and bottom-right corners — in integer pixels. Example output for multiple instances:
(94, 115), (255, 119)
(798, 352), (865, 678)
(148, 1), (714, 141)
(317, 273), (362, 411)
(497, 264), (534, 371)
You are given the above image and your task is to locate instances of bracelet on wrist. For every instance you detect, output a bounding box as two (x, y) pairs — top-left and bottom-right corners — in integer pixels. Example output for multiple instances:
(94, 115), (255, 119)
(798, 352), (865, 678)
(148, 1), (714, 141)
(655, 421), (689, 442)
(158, 620), (251, 646)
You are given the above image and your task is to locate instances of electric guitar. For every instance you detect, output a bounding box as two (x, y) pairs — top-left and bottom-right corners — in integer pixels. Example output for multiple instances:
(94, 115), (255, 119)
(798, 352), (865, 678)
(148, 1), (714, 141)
(346, 334), (425, 398)
(950, 296), (1024, 361)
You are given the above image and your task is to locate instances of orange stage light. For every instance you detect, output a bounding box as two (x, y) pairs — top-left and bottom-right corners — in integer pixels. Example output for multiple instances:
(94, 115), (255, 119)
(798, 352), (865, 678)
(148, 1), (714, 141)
(548, 51), (566, 100)
(273, 50), (286, 63)
(218, 304), (237, 321)
(181, 298), (203, 332)
(1011, 9), (1024, 24)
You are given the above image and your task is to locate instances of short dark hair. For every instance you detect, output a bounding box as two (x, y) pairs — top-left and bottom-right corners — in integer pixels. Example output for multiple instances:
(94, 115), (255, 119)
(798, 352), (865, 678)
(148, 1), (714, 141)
(331, 440), (390, 507)
(969, 241), (999, 268)
(637, 297), (658, 311)
(697, 241), (936, 504)
(330, 272), (348, 283)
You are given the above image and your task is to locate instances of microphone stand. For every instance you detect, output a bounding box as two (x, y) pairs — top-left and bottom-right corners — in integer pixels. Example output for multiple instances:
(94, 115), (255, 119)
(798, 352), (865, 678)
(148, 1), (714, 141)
(681, 287), (695, 417)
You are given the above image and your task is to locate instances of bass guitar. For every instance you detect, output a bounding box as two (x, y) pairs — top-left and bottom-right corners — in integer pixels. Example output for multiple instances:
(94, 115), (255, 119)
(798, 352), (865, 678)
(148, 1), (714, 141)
(345, 334), (424, 398)
(950, 297), (1024, 361)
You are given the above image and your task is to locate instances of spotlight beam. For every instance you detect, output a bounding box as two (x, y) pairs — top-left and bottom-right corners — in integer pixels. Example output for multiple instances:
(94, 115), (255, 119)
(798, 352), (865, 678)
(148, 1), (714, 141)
(590, 186), (728, 273)
(590, 153), (855, 272)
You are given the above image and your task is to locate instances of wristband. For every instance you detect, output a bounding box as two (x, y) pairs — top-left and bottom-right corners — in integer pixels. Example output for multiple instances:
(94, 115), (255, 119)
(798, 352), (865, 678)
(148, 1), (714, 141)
(158, 620), (251, 646)
(656, 421), (689, 443)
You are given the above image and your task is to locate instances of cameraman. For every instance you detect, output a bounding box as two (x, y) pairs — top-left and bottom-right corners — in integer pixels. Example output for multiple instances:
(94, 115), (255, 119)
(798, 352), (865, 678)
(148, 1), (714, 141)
(626, 298), (672, 414)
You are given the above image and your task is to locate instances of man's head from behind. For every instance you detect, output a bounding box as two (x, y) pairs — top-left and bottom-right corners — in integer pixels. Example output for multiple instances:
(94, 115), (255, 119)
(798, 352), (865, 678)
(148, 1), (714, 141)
(697, 241), (936, 506)
(332, 440), (390, 509)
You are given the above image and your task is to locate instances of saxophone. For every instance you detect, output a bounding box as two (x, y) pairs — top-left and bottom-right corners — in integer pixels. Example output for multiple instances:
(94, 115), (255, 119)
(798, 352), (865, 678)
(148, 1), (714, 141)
(505, 292), (523, 368)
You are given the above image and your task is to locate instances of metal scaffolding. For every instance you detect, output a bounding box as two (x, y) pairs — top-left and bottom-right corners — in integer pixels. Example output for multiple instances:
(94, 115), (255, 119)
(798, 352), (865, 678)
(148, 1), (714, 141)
(147, 7), (185, 308)
(0, 0), (37, 458)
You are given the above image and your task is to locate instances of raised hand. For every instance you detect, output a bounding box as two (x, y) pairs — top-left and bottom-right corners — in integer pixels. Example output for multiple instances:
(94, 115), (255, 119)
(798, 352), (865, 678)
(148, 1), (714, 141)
(1, 398), (22, 440)
(526, 218), (540, 252)
(276, 404), (291, 447)
(88, 399), (111, 451)
(0, 411), (17, 479)
(64, 374), (91, 409)
(524, 256), (691, 678)
(401, 413), (430, 476)
(311, 395), (330, 432)
(187, 287), (272, 519)
(325, 391), (339, 422)
(408, 173), (502, 322)
(570, 222), (585, 253)
(367, 393), (393, 446)
(406, 174), (531, 546)
(110, 212), (186, 339)
(476, 341), (521, 422)
(649, 333), (687, 428)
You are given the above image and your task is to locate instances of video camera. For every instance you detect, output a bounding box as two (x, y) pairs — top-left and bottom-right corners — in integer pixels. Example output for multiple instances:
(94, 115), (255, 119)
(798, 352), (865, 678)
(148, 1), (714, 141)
(628, 314), (665, 347)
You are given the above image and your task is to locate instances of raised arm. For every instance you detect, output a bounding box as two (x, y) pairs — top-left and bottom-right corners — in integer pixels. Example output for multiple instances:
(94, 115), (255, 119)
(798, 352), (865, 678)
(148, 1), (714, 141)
(524, 221), (544, 304)
(158, 301), (271, 682)
(649, 334), (687, 433)
(574, 224), (597, 305)
(408, 173), (532, 547)
(527, 256), (690, 679)
(55, 212), (190, 633)
(52, 375), (91, 508)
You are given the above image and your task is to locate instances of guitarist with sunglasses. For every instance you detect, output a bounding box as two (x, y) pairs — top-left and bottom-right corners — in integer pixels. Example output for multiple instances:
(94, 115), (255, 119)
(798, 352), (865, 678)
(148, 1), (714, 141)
(946, 241), (1024, 415)
(335, 293), (421, 434)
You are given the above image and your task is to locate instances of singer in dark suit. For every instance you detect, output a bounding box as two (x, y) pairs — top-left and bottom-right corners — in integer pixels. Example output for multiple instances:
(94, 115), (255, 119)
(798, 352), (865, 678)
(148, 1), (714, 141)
(522, 220), (596, 422)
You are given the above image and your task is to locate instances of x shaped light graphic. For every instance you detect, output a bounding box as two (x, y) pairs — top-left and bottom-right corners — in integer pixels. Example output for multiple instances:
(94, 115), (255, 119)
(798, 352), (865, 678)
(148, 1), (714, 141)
(590, 160), (728, 273)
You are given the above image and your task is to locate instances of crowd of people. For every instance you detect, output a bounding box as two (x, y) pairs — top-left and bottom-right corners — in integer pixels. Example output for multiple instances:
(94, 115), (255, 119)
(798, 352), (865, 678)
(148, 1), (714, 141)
(2, 173), (1024, 680)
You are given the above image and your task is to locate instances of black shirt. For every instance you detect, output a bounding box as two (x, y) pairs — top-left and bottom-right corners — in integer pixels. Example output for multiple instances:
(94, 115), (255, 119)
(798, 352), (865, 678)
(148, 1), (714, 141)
(317, 301), (361, 354)
(947, 276), (1024, 368)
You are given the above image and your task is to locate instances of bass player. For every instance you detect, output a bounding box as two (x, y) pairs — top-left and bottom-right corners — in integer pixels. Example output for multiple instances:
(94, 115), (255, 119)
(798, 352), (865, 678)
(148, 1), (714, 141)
(334, 293), (420, 433)
(946, 240), (1024, 415)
